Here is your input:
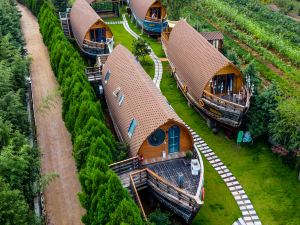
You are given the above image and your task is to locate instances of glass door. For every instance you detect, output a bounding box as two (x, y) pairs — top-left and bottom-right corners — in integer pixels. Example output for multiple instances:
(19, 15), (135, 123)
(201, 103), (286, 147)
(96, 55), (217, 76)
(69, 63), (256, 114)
(168, 125), (180, 154)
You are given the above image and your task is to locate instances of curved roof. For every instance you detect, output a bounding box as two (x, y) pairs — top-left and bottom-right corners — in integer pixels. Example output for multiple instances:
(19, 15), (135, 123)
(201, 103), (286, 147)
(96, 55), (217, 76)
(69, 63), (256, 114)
(129, 0), (157, 19)
(70, 0), (109, 45)
(166, 20), (240, 98)
(103, 45), (186, 156)
(200, 31), (224, 41)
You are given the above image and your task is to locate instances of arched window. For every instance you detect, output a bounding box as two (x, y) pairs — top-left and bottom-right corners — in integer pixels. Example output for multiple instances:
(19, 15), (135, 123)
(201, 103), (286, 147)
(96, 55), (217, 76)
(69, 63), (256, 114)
(168, 125), (180, 154)
(148, 128), (165, 146)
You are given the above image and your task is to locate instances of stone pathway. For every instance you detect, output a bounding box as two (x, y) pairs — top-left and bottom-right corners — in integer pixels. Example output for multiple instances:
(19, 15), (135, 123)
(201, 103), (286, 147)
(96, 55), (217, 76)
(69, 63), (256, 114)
(122, 14), (163, 88)
(106, 21), (123, 24)
(185, 121), (262, 225)
(118, 13), (261, 225)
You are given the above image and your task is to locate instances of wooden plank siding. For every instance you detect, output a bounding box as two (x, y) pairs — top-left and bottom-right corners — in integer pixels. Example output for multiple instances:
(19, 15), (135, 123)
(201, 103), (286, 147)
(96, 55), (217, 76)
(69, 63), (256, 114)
(139, 120), (193, 160)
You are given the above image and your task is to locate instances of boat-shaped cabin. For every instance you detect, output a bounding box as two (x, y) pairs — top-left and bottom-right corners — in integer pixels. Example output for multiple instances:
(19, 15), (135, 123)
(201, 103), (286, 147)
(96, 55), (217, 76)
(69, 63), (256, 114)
(129, 0), (168, 34)
(104, 45), (204, 222)
(70, 0), (114, 59)
(162, 20), (250, 128)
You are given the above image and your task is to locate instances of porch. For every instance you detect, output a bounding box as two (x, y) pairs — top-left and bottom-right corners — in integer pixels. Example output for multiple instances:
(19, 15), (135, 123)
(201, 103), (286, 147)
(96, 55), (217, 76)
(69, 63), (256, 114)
(82, 37), (113, 55)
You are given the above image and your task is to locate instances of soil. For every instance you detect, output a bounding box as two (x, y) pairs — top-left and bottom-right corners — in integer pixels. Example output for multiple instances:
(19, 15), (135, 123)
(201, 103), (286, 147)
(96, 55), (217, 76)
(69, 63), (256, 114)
(18, 4), (85, 225)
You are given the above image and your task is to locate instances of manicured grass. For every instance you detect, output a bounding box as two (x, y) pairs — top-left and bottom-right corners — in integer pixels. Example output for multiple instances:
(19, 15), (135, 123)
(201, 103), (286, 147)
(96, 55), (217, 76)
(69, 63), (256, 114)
(125, 15), (166, 58)
(108, 24), (155, 78)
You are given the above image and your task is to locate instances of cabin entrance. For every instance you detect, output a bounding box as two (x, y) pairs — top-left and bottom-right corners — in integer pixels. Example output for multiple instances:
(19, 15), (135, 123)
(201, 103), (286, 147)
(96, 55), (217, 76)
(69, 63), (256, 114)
(150, 8), (161, 19)
(90, 28), (106, 43)
(168, 125), (180, 154)
(211, 74), (234, 95)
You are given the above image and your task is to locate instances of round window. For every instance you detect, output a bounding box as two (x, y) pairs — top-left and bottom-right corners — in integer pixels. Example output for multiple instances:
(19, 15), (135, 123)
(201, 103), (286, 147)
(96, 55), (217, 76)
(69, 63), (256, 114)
(148, 128), (166, 146)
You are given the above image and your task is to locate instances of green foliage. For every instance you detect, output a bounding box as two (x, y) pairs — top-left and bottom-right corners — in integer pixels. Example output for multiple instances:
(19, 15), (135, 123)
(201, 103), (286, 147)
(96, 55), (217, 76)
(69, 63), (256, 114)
(0, 1), (40, 224)
(246, 83), (281, 138)
(148, 208), (171, 225)
(35, 2), (143, 224)
(269, 99), (300, 150)
(132, 38), (151, 61)
(0, 177), (35, 225)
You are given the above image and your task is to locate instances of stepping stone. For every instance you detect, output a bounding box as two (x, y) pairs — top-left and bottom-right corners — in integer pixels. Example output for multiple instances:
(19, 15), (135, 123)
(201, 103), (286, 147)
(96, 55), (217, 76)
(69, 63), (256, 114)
(243, 216), (252, 221)
(249, 210), (256, 215)
(215, 166), (221, 171)
(237, 200), (244, 205)
(254, 221), (262, 225)
(240, 206), (247, 210)
(221, 165), (227, 169)
(238, 218), (247, 225)
(235, 195), (242, 200)
(242, 194), (248, 199)
(242, 210), (250, 216)
(246, 205), (253, 210)
(246, 222), (255, 225)
(244, 199), (251, 204)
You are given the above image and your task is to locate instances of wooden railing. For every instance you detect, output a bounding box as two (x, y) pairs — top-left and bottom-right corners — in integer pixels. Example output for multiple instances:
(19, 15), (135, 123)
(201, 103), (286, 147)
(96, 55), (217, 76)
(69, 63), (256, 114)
(161, 32), (170, 46)
(193, 146), (205, 202)
(130, 172), (147, 220)
(130, 168), (200, 212)
(203, 90), (247, 111)
(145, 15), (167, 23)
(109, 156), (140, 175)
(85, 67), (102, 82)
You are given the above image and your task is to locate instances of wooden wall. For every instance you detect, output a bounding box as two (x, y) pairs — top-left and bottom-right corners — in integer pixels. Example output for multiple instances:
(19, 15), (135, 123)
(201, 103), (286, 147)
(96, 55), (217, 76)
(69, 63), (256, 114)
(138, 120), (193, 159)
(84, 20), (113, 41)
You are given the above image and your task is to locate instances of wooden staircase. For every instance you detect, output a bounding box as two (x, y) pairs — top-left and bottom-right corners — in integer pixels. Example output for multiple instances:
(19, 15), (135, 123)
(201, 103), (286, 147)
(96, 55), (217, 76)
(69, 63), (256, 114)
(59, 11), (72, 38)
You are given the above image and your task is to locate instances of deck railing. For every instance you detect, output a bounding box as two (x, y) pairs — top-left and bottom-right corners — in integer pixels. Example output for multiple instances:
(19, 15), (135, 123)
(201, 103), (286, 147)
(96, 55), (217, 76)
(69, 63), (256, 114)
(203, 90), (248, 111)
(145, 15), (167, 23)
(130, 172), (147, 220)
(130, 168), (200, 212)
(85, 67), (102, 82)
(109, 156), (140, 175)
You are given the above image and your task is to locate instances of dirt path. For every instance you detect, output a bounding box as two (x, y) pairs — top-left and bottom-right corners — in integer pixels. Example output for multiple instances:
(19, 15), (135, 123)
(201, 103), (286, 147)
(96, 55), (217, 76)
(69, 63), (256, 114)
(18, 4), (85, 225)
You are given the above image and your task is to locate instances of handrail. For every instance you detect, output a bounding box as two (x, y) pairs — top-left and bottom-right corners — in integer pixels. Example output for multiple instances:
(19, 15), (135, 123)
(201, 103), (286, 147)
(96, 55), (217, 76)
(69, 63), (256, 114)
(109, 156), (140, 175)
(203, 90), (246, 111)
(130, 172), (147, 220)
(131, 168), (200, 208)
(83, 38), (113, 48)
(193, 145), (204, 202)
(145, 16), (167, 23)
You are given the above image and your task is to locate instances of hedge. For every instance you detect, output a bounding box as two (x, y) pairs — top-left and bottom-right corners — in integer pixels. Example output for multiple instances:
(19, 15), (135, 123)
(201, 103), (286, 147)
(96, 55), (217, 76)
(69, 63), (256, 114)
(19, 1), (144, 224)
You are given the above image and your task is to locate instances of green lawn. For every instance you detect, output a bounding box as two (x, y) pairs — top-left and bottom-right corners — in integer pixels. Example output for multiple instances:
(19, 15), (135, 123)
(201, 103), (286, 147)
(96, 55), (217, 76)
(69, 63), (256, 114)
(108, 24), (155, 78)
(106, 11), (300, 225)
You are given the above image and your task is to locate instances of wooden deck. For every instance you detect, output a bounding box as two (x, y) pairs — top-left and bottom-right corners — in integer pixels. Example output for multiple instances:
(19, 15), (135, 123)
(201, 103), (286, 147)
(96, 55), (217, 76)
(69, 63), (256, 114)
(109, 149), (204, 223)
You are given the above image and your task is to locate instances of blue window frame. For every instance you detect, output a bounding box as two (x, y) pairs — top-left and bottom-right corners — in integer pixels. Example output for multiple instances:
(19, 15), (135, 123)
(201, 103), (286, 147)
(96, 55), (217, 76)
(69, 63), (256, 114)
(168, 125), (180, 154)
(104, 70), (110, 84)
(128, 119), (137, 138)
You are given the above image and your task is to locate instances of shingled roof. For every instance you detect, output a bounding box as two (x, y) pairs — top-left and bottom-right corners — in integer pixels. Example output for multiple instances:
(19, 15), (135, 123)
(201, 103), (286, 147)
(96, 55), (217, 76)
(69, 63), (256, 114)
(166, 20), (239, 98)
(129, 0), (156, 19)
(103, 45), (184, 156)
(200, 31), (224, 41)
(70, 0), (110, 46)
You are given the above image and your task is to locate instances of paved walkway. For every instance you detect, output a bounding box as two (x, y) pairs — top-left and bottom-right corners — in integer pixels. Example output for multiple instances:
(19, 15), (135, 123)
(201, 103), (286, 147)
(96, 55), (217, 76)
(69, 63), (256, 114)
(122, 14), (163, 88)
(18, 4), (85, 225)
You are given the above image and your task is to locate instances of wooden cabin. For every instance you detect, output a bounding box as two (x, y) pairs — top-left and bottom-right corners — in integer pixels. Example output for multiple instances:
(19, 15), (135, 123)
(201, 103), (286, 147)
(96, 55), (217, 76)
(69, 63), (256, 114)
(87, 0), (120, 18)
(69, 0), (114, 59)
(200, 32), (224, 51)
(104, 45), (204, 222)
(129, 0), (168, 34)
(162, 20), (250, 128)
